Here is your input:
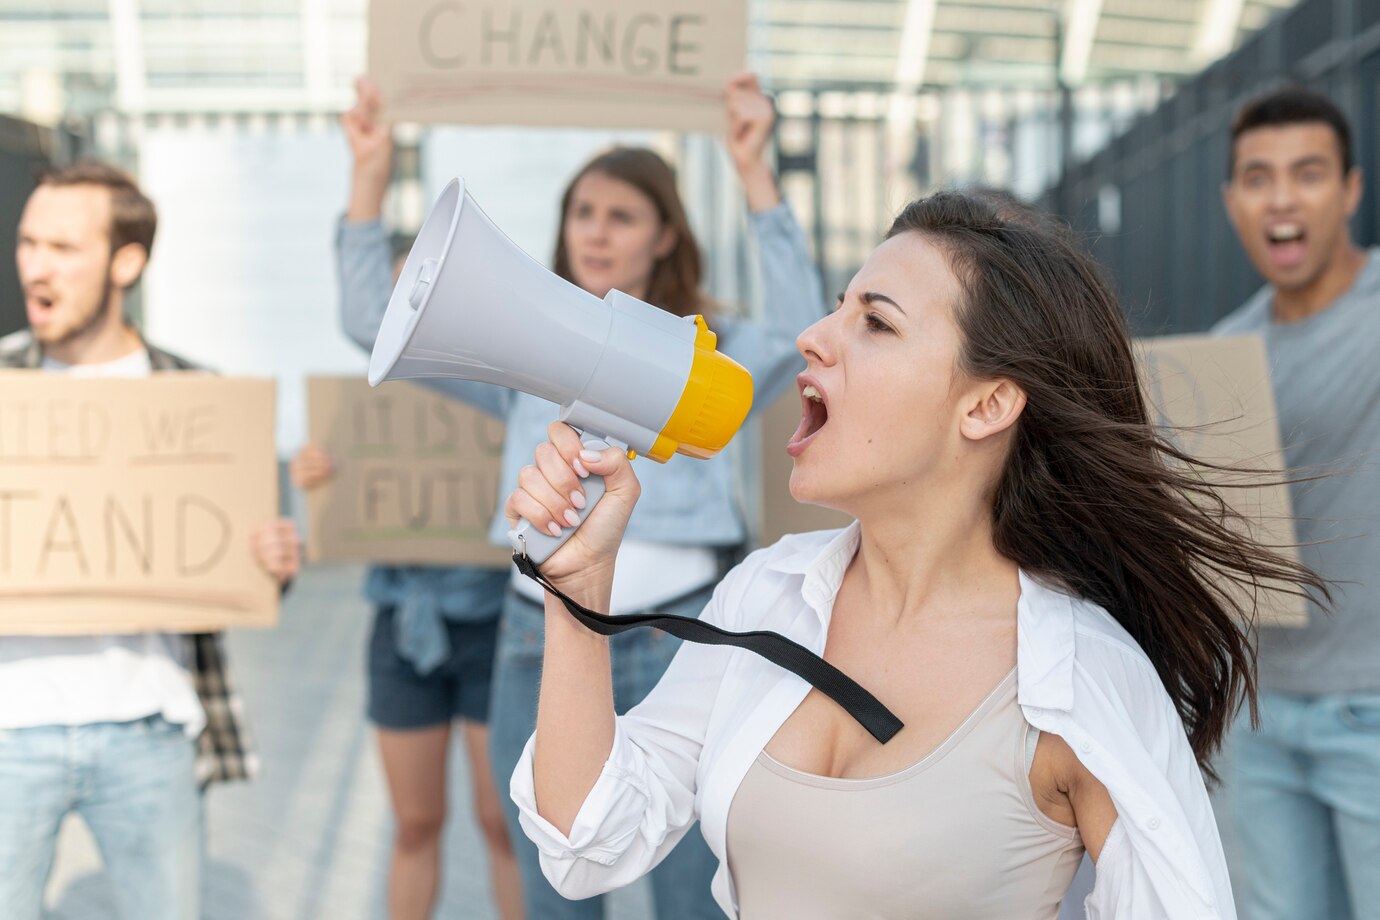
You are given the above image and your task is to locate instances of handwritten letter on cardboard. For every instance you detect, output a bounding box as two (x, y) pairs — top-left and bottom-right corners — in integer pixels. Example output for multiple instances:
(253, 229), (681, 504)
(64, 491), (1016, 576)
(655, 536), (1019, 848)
(0, 374), (279, 634)
(306, 378), (510, 567)
(369, 0), (748, 131)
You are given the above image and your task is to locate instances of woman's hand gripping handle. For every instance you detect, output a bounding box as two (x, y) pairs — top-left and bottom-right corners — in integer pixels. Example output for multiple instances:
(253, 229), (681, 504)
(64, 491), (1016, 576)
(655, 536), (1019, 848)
(505, 422), (641, 595)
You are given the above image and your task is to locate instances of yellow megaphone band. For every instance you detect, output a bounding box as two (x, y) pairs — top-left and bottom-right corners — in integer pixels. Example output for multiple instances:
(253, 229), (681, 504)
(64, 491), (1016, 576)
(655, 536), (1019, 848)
(646, 316), (754, 463)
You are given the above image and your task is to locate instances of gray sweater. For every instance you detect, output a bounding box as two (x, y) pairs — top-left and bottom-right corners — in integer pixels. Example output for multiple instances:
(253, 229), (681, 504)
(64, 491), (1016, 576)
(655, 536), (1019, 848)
(1213, 250), (1380, 696)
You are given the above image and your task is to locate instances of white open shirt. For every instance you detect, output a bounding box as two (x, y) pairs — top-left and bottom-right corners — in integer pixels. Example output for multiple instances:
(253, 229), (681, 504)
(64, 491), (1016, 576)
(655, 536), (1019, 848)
(512, 523), (1236, 919)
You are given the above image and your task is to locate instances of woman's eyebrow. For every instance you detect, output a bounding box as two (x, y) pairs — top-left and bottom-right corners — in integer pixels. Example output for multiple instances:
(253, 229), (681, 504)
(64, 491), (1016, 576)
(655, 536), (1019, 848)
(861, 291), (906, 316)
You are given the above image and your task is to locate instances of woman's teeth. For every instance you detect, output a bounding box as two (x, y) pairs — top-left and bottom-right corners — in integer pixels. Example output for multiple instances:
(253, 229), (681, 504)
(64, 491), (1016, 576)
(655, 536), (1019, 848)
(802, 385), (823, 402)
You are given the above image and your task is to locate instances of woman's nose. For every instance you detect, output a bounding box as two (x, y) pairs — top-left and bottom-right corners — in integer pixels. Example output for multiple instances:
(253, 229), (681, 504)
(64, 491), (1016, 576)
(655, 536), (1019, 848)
(586, 216), (612, 241)
(796, 314), (836, 365)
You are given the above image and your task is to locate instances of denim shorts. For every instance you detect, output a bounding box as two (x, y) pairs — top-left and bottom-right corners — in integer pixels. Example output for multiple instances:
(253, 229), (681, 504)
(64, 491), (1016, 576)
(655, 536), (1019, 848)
(367, 606), (499, 730)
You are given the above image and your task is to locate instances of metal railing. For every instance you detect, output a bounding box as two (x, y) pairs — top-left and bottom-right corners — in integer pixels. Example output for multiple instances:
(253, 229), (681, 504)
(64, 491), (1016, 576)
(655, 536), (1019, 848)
(767, 80), (1168, 301)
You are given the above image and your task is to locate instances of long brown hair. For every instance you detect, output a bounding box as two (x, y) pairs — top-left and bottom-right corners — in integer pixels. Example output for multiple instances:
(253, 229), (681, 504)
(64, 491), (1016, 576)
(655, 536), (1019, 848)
(553, 147), (708, 318)
(888, 191), (1326, 776)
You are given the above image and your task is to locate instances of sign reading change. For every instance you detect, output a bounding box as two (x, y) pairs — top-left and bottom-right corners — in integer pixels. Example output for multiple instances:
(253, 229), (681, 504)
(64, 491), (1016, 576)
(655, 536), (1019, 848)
(0, 373), (279, 635)
(306, 378), (510, 567)
(369, 0), (747, 131)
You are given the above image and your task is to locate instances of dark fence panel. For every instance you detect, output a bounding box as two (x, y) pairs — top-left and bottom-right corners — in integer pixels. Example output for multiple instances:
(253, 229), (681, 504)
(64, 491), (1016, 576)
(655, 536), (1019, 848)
(1044, 0), (1380, 334)
(771, 82), (1163, 302)
(0, 116), (58, 337)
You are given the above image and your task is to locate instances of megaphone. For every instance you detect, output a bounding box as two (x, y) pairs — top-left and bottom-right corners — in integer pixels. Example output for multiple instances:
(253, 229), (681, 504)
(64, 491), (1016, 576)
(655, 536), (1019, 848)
(369, 178), (753, 565)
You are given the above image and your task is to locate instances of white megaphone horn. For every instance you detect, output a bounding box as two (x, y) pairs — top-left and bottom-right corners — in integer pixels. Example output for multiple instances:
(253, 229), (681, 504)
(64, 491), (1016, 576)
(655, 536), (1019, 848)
(369, 178), (754, 565)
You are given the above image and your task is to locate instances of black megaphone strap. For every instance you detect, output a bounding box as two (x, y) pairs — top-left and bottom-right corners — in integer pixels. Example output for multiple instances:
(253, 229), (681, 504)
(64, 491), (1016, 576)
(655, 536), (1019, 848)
(512, 553), (904, 744)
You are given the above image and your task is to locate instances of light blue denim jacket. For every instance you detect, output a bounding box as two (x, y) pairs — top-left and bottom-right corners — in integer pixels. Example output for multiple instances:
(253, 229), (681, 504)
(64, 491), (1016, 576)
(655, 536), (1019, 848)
(337, 203), (824, 665)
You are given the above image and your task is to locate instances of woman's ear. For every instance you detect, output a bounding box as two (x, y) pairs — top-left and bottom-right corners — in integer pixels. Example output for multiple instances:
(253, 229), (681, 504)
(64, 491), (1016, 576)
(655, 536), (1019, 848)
(109, 243), (148, 290)
(960, 379), (1026, 442)
(654, 225), (678, 260)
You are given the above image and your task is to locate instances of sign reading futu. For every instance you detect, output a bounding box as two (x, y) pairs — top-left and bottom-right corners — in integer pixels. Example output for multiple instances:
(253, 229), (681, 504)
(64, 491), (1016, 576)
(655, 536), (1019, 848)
(369, 0), (747, 131)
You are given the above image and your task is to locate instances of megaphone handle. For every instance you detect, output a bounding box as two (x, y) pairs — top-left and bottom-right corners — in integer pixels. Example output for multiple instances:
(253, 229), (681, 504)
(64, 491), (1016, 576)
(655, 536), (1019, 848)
(506, 437), (611, 566)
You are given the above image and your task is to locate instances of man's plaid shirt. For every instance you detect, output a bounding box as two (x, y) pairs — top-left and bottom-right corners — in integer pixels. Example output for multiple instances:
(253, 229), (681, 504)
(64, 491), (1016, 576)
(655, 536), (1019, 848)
(0, 329), (257, 785)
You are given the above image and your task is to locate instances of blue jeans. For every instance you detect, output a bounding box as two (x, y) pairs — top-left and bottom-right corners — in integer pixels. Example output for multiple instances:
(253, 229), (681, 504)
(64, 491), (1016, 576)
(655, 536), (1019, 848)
(0, 715), (202, 920)
(1229, 690), (1380, 920)
(490, 586), (723, 920)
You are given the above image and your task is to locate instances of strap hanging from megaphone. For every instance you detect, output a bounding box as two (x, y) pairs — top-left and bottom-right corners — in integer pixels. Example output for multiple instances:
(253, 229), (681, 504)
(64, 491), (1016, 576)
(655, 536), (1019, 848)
(511, 552), (905, 745)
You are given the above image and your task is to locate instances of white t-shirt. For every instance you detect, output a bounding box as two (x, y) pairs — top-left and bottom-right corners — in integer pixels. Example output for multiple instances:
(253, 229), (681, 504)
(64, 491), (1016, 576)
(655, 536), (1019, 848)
(511, 539), (720, 613)
(0, 349), (206, 736)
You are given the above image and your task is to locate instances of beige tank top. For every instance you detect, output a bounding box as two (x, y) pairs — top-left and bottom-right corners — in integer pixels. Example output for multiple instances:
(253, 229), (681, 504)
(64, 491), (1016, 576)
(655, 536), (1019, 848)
(726, 669), (1084, 919)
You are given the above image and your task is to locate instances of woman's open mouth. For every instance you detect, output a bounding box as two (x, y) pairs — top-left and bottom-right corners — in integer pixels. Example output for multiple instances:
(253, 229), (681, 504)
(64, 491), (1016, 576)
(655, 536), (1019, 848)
(787, 381), (829, 457)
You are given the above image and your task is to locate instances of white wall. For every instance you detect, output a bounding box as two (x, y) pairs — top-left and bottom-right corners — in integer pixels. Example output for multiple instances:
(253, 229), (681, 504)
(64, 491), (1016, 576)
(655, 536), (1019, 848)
(140, 124), (367, 455)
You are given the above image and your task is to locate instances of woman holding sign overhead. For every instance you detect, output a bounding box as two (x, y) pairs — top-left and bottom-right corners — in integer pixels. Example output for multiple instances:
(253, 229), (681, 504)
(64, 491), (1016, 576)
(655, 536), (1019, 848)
(316, 70), (828, 915)
(328, 73), (825, 918)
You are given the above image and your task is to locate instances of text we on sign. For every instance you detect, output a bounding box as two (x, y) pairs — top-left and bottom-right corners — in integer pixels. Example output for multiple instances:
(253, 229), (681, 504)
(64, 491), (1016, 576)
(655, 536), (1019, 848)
(0, 373), (280, 635)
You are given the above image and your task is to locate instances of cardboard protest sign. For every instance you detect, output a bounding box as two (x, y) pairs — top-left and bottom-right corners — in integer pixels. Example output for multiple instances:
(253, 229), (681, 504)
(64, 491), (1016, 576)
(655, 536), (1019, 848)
(369, 0), (747, 132)
(1137, 334), (1304, 627)
(759, 388), (853, 545)
(0, 374), (279, 634)
(305, 378), (510, 567)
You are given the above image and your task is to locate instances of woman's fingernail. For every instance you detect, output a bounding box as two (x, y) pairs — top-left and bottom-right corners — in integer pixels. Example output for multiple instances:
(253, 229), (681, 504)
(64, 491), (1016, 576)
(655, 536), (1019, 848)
(571, 490), (587, 509)
(564, 509), (581, 527)
(546, 521), (562, 537)
(572, 459), (589, 478)
(580, 450), (602, 464)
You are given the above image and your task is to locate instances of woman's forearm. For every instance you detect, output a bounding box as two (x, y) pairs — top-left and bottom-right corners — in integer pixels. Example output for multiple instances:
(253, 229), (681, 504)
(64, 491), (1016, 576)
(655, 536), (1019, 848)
(533, 582), (619, 837)
(346, 166), (388, 223)
(738, 161), (781, 213)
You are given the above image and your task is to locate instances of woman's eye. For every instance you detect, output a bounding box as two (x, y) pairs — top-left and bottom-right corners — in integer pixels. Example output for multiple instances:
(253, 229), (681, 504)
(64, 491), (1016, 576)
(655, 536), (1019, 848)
(865, 313), (894, 334)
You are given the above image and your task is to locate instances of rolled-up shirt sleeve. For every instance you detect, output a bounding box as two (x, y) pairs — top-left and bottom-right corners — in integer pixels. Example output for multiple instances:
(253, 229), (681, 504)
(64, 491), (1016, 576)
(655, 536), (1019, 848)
(509, 581), (736, 899)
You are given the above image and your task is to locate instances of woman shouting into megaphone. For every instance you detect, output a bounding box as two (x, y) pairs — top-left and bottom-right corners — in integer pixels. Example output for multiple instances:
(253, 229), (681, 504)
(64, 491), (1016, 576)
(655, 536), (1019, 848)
(503, 192), (1327, 920)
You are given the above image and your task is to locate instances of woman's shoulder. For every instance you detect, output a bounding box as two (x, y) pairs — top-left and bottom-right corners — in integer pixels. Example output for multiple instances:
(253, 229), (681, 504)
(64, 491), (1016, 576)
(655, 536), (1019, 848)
(1063, 593), (1181, 726)
(1025, 573), (1167, 702)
